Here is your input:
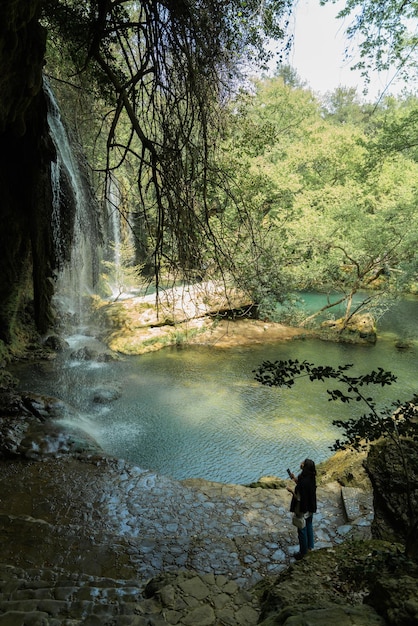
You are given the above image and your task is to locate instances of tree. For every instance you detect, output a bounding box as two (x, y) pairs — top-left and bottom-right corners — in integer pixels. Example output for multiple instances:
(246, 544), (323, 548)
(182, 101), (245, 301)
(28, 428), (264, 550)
(42, 0), (294, 289)
(321, 86), (372, 125)
(366, 95), (418, 164)
(321, 0), (418, 91)
(285, 140), (418, 326)
(213, 75), (321, 317)
(223, 74), (418, 326)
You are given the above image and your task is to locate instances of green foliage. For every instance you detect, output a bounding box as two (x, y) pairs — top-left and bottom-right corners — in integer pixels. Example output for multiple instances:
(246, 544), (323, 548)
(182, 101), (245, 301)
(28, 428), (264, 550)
(366, 97), (418, 164)
(254, 358), (418, 451)
(321, 0), (418, 86)
(321, 86), (373, 125)
(41, 0), (295, 288)
(227, 74), (418, 323)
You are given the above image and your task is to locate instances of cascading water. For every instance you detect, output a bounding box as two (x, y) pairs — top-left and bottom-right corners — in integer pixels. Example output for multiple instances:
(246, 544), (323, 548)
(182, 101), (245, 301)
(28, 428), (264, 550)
(107, 173), (122, 276)
(44, 79), (102, 327)
(39, 80), (111, 449)
(104, 171), (137, 299)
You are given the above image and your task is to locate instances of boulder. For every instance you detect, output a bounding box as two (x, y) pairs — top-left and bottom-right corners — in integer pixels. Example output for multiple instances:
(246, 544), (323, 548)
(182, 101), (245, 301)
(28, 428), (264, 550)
(70, 346), (98, 361)
(44, 334), (69, 351)
(366, 438), (418, 557)
(91, 385), (122, 404)
(367, 573), (418, 626)
(0, 390), (102, 459)
(321, 313), (376, 344)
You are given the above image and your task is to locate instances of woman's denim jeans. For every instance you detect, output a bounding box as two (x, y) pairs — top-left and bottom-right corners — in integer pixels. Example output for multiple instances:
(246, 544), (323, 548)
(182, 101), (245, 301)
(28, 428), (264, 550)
(297, 515), (314, 556)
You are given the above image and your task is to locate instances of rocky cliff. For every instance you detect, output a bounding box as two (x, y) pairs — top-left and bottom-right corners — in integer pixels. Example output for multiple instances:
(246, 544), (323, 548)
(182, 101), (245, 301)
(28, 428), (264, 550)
(0, 0), (54, 351)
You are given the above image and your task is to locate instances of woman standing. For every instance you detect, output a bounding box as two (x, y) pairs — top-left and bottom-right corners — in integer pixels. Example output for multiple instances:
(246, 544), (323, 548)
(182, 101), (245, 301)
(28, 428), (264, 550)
(287, 458), (317, 560)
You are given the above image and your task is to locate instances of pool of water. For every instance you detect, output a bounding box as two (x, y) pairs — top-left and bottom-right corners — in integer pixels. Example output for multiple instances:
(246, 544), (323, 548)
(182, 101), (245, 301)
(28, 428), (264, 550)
(11, 305), (418, 484)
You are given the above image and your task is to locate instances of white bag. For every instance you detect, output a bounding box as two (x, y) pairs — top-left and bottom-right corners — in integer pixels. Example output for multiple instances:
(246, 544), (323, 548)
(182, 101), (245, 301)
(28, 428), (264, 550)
(292, 514), (306, 529)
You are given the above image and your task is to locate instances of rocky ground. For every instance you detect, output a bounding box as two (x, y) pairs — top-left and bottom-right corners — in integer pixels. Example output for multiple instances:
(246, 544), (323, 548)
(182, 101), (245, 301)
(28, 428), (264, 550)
(1, 388), (418, 625)
(0, 283), (416, 625)
(0, 449), (375, 626)
(90, 282), (311, 354)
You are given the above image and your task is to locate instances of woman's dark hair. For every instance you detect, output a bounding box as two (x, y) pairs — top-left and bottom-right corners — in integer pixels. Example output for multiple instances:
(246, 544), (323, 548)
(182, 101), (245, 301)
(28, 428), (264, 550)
(302, 458), (316, 477)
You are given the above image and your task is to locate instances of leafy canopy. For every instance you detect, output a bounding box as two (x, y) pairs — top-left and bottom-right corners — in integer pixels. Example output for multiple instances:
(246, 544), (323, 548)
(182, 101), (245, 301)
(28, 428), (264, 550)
(221, 72), (418, 323)
(41, 0), (293, 285)
(321, 0), (418, 88)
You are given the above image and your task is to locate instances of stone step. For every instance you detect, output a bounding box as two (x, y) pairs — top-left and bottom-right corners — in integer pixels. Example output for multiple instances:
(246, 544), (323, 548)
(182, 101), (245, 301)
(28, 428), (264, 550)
(0, 564), (143, 590)
(0, 564), (262, 626)
(0, 601), (149, 625)
(0, 584), (143, 602)
(0, 564), (146, 624)
(0, 612), (146, 626)
(0, 597), (146, 614)
(341, 485), (374, 523)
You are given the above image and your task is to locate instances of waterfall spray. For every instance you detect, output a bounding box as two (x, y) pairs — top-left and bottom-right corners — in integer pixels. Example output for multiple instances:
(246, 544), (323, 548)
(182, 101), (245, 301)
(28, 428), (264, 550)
(104, 172), (138, 299)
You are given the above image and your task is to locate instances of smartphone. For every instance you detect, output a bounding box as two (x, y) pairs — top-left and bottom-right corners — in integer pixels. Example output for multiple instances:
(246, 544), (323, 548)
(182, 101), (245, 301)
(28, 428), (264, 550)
(286, 468), (292, 478)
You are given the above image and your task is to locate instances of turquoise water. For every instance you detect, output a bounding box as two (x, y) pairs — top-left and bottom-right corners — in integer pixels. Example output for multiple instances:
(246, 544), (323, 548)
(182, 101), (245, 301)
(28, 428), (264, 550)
(12, 294), (417, 484)
(94, 338), (416, 483)
(296, 291), (418, 342)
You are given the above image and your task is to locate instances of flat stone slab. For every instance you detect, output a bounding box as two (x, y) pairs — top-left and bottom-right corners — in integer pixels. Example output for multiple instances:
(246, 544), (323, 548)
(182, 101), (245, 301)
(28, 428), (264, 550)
(341, 486), (374, 523)
(0, 457), (372, 589)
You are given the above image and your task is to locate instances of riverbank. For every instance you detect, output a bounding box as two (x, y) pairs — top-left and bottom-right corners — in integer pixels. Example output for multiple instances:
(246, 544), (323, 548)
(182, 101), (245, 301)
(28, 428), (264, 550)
(90, 282), (311, 355)
(90, 281), (380, 355)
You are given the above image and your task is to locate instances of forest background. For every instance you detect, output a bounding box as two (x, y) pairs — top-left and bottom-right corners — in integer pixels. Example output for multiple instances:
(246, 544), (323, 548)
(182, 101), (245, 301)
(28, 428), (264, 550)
(42, 0), (418, 332)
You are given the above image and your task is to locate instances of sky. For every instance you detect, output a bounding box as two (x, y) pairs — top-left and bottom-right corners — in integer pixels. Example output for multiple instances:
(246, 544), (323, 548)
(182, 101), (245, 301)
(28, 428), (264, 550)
(279, 0), (406, 101)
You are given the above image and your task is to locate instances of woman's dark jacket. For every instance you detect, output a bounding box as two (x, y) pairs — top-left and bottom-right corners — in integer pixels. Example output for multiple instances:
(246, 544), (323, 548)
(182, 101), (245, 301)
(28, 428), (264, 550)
(290, 473), (317, 514)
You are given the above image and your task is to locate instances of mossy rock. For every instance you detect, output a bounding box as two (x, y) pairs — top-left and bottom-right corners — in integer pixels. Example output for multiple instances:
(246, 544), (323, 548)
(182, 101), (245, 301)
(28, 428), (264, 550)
(255, 539), (414, 626)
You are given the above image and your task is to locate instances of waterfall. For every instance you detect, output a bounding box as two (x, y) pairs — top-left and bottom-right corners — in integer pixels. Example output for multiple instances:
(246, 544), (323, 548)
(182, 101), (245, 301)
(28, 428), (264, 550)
(106, 173), (122, 273)
(41, 80), (107, 446)
(105, 172), (137, 299)
(44, 79), (102, 327)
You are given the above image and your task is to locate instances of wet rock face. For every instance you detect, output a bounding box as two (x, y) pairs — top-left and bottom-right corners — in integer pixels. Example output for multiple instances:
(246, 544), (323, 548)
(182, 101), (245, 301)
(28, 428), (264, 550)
(44, 335), (70, 352)
(0, 390), (102, 459)
(91, 385), (122, 404)
(0, 0), (56, 344)
(0, 0), (44, 134)
(366, 438), (418, 556)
